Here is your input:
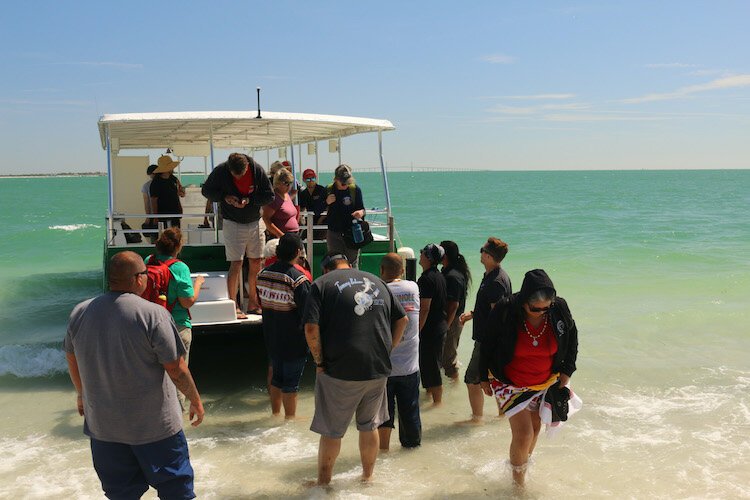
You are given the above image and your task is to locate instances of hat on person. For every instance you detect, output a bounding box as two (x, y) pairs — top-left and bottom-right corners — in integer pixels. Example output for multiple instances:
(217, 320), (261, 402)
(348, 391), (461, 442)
(421, 243), (445, 264)
(303, 168), (316, 180)
(146, 164), (158, 175)
(153, 155), (180, 173)
(334, 164), (352, 183)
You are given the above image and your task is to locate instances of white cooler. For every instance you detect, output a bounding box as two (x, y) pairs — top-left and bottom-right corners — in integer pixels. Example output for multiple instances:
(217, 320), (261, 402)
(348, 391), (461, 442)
(190, 272), (238, 325)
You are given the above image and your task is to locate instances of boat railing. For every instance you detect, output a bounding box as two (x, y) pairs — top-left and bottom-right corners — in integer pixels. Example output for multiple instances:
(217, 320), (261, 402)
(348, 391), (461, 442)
(106, 209), (395, 254)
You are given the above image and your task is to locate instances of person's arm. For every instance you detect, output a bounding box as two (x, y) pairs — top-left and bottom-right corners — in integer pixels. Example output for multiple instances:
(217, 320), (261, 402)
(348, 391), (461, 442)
(351, 186), (365, 219)
(459, 310), (473, 325)
(143, 192), (151, 215)
(201, 168), (224, 202)
(445, 300), (459, 327)
(66, 352), (84, 416)
(261, 205), (284, 238)
(391, 316), (408, 350)
(304, 323), (324, 373)
(177, 275), (204, 309)
(150, 196), (159, 216)
(419, 297), (431, 332)
(558, 299), (578, 386)
(163, 357), (204, 426)
(176, 177), (186, 197)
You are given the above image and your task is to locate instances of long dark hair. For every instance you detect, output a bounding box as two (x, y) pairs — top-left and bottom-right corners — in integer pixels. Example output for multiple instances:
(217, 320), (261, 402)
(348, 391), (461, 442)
(440, 240), (471, 299)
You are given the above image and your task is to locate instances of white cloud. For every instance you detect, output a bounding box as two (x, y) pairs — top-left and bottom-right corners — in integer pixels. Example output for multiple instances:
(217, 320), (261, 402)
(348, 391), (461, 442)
(488, 102), (590, 115)
(622, 74), (750, 104)
(645, 63), (698, 69)
(500, 93), (576, 100)
(480, 54), (517, 64)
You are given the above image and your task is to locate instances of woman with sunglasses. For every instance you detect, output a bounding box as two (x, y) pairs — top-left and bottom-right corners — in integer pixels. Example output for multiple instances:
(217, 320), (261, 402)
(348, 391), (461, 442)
(479, 269), (579, 488)
(262, 168), (300, 238)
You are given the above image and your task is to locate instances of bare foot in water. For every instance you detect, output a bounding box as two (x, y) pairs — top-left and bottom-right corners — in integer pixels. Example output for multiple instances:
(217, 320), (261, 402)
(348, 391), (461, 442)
(455, 415), (484, 426)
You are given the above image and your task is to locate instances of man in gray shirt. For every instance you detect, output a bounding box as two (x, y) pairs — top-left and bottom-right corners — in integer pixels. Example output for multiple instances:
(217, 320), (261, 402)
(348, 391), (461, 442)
(65, 251), (204, 499)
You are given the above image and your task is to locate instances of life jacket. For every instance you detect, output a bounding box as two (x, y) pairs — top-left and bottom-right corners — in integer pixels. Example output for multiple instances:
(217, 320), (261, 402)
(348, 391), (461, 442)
(140, 255), (180, 312)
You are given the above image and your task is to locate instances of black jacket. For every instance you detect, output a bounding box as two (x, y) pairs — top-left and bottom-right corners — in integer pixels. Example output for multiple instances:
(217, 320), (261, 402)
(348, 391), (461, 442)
(201, 155), (274, 224)
(478, 295), (578, 383)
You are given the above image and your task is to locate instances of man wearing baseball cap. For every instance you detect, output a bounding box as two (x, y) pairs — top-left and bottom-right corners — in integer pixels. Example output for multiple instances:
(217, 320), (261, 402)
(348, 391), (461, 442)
(298, 169), (328, 240)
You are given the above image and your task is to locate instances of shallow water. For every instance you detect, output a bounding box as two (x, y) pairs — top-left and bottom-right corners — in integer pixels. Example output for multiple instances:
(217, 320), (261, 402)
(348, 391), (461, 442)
(1, 170), (749, 498)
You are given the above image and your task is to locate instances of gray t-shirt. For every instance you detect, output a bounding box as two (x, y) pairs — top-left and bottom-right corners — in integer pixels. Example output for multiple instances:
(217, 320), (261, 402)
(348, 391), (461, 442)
(64, 291), (185, 445)
(386, 280), (420, 377)
(142, 180), (153, 212)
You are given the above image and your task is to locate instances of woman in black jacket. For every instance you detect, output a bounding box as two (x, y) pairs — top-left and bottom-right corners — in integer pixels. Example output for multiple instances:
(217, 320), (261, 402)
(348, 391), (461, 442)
(479, 269), (578, 488)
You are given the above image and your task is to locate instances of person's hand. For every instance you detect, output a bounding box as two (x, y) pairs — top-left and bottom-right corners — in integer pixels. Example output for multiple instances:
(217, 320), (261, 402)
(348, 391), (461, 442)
(351, 209), (364, 219)
(189, 400), (205, 426)
(76, 394), (84, 416)
(480, 381), (492, 396)
(326, 194), (336, 205)
(178, 186), (186, 197)
(316, 366), (325, 375)
(558, 374), (570, 388)
(194, 275), (205, 287)
(224, 195), (242, 208)
(459, 311), (473, 326)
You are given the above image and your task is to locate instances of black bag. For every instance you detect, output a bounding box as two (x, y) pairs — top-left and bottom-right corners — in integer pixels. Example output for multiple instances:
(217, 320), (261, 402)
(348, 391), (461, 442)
(120, 221), (142, 244)
(344, 218), (373, 249)
(544, 384), (571, 422)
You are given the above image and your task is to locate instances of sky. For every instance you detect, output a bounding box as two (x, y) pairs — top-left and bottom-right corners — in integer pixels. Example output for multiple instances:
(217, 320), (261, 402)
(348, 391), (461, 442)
(1, 0), (749, 174)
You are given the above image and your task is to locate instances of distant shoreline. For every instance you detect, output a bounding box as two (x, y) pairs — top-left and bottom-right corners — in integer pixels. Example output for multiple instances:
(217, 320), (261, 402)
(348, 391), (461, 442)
(0, 172), (106, 179)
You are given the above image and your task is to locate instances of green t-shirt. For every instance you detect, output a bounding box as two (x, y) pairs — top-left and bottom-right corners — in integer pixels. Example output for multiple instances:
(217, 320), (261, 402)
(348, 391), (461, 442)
(145, 254), (195, 329)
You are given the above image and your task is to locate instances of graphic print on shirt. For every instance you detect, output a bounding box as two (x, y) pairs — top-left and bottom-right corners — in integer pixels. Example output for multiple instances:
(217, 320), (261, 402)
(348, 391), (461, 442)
(335, 276), (383, 316)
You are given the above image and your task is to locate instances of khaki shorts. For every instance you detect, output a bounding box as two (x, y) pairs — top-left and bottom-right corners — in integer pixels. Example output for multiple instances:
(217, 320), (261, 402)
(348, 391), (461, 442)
(223, 218), (266, 261)
(310, 372), (388, 438)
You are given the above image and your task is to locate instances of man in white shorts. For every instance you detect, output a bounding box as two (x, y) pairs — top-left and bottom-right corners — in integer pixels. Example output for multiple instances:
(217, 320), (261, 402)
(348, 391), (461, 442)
(303, 252), (408, 485)
(202, 153), (274, 316)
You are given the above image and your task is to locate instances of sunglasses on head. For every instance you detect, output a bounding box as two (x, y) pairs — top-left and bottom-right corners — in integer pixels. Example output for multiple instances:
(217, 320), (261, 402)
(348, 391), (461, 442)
(527, 303), (552, 313)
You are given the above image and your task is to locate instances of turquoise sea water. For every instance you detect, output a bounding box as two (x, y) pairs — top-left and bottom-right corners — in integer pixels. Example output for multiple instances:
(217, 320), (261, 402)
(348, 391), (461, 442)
(0, 170), (749, 497)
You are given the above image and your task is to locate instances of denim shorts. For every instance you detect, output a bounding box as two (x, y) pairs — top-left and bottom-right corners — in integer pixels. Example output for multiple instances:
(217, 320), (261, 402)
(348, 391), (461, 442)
(270, 356), (307, 393)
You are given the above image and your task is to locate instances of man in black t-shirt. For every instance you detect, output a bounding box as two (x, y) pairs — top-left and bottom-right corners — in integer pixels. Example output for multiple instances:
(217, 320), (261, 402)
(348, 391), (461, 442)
(303, 252), (407, 485)
(298, 169), (328, 241)
(458, 236), (512, 424)
(417, 243), (448, 404)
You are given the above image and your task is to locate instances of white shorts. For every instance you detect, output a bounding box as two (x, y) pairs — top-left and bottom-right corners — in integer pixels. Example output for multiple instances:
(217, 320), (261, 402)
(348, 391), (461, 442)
(223, 218), (266, 261)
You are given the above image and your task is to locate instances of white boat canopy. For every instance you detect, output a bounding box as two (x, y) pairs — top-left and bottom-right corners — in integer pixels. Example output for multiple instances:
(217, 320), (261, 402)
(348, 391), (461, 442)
(98, 111), (395, 151)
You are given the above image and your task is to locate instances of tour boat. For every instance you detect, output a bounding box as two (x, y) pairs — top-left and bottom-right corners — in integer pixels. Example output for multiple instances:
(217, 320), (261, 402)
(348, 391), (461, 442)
(97, 109), (407, 333)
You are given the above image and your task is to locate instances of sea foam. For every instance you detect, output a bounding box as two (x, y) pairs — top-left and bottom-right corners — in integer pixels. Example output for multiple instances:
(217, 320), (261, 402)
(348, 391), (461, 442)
(48, 224), (100, 231)
(0, 344), (67, 377)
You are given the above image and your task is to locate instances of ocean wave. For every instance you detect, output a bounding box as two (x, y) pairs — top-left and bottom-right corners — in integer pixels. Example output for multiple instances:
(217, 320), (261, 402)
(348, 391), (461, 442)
(0, 345), (67, 377)
(48, 224), (101, 231)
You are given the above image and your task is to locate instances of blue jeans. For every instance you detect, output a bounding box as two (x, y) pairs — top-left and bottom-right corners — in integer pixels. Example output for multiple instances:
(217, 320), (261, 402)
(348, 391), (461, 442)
(380, 371), (422, 448)
(90, 431), (195, 500)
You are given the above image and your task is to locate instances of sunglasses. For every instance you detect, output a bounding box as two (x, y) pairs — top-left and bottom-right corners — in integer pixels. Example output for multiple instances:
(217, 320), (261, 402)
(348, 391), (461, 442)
(304, 177), (316, 182)
(527, 303), (552, 313)
(281, 181), (292, 186)
(134, 270), (148, 278)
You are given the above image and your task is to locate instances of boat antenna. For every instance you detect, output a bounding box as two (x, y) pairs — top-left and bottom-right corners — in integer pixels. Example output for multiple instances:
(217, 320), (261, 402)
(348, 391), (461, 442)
(256, 87), (262, 118)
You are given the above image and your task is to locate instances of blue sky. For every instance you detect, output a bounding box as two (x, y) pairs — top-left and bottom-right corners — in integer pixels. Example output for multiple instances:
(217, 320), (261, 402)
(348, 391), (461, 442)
(1, 1), (748, 173)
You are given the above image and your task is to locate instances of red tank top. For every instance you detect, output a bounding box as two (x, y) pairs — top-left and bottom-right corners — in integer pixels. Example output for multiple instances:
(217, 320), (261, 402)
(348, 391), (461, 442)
(503, 317), (558, 387)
